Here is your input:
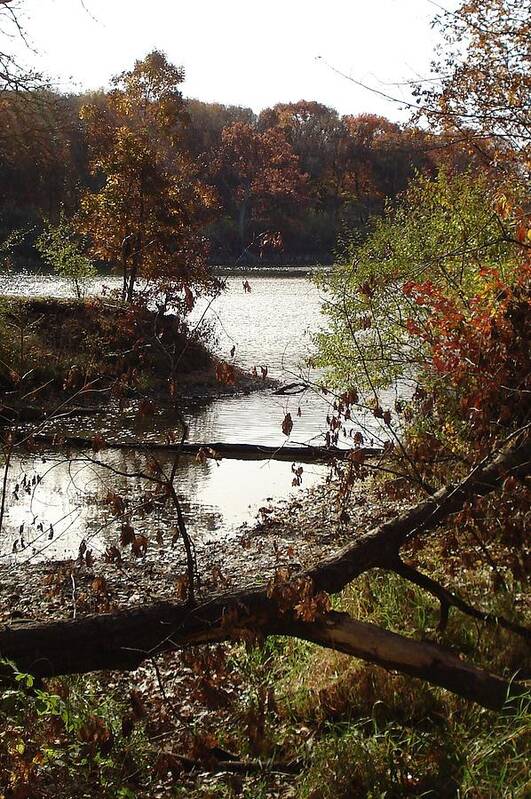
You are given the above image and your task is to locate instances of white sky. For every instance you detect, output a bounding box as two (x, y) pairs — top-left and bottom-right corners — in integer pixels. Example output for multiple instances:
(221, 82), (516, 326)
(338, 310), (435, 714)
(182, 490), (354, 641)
(12, 0), (448, 120)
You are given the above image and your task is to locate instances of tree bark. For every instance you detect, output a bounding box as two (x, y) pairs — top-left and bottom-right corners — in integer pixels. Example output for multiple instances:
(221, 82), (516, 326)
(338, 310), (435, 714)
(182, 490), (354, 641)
(283, 613), (522, 710)
(0, 594), (525, 710)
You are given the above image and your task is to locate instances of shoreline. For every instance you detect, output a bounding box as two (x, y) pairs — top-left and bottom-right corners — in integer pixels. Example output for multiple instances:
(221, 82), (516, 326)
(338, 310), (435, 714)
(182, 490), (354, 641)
(0, 477), (400, 627)
(0, 294), (273, 427)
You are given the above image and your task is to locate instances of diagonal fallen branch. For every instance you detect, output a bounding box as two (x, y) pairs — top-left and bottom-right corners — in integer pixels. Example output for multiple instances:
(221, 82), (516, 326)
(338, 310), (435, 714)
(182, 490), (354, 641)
(0, 590), (526, 711)
(389, 558), (531, 639)
(305, 429), (531, 593)
(280, 612), (525, 710)
(0, 431), (529, 710)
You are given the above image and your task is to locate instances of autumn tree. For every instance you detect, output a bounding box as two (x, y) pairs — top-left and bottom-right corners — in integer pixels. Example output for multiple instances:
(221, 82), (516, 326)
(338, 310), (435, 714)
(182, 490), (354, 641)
(258, 102), (344, 178)
(416, 0), (530, 181)
(316, 169), (528, 461)
(0, 92), (82, 237)
(184, 99), (255, 157)
(257, 102), (436, 249)
(214, 121), (307, 253)
(78, 51), (217, 308)
(309, 0), (530, 713)
(259, 101), (347, 221)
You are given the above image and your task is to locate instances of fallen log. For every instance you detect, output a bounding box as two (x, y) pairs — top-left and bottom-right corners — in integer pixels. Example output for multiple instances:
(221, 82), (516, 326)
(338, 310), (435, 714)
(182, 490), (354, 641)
(0, 592), (525, 710)
(28, 433), (381, 463)
(284, 613), (524, 710)
(272, 382), (307, 395)
(0, 431), (528, 709)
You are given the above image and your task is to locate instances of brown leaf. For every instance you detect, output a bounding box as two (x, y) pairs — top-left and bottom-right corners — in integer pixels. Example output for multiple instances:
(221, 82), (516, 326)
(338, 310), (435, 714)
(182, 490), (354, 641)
(281, 412), (293, 436)
(78, 716), (113, 753)
(215, 361), (236, 385)
(175, 574), (190, 600)
(138, 399), (155, 417)
(196, 446), (220, 464)
(106, 491), (126, 516)
(121, 714), (135, 738)
(91, 576), (108, 595)
(104, 545), (121, 563)
(211, 565), (228, 586)
(131, 534), (148, 557)
(91, 433), (107, 453)
(120, 523), (135, 547)
(130, 689), (146, 720)
(184, 285), (194, 311)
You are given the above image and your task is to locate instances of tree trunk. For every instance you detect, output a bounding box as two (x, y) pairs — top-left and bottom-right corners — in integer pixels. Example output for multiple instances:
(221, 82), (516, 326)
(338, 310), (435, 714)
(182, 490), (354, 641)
(238, 190), (250, 251)
(1, 598), (523, 710)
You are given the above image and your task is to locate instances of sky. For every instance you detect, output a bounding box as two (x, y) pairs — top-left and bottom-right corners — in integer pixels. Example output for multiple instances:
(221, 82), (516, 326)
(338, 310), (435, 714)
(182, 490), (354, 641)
(10, 0), (449, 121)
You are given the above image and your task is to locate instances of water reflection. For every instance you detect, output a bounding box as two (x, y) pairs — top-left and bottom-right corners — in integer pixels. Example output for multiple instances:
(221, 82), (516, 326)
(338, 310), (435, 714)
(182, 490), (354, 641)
(0, 270), (389, 562)
(3, 449), (328, 563)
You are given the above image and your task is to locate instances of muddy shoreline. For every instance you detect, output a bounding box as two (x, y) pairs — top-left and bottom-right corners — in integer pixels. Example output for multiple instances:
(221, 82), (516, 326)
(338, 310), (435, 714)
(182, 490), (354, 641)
(0, 478), (404, 627)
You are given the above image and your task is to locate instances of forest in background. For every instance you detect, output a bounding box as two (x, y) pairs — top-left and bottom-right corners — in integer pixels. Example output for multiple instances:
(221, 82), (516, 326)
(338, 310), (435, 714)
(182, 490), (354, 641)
(0, 85), (478, 266)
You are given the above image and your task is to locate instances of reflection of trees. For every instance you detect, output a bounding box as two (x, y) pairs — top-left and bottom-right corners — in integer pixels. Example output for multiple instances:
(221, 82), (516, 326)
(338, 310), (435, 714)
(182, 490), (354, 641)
(0, 447), (222, 562)
(43, 396), (221, 444)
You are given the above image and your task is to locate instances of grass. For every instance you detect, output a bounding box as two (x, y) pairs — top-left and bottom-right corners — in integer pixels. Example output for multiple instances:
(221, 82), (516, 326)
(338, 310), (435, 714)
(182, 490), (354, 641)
(298, 579), (529, 797)
(0, 560), (529, 798)
(0, 663), (153, 798)
(0, 463), (528, 797)
(216, 559), (530, 799)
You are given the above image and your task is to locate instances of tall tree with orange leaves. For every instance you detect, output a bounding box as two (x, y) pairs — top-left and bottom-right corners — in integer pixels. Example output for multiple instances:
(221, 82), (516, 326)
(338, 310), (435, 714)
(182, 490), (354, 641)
(78, 51), (218, 310)
(214, 121), (307, 252)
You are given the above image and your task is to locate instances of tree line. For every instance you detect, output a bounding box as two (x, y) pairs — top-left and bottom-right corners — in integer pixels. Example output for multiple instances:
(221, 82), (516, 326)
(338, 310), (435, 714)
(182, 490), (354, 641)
(0, 58), (481, 268)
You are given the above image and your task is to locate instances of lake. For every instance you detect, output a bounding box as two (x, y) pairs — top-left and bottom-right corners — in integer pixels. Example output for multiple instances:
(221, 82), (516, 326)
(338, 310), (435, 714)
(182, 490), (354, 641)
(0, 269), (389, 563)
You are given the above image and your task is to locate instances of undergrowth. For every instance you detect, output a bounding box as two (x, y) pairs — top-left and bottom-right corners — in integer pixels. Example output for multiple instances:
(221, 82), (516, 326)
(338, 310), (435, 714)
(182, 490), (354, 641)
(0, 295), (215, 414)
(1, 557), (529, 798)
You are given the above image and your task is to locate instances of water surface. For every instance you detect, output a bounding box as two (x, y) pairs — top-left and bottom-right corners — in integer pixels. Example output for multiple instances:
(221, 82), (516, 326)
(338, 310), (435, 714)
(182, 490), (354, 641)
(0, 270), (389, 562)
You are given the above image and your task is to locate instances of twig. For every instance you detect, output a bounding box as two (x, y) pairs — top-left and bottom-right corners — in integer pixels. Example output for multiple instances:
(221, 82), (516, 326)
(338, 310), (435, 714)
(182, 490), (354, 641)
(390, 557), (531, 641)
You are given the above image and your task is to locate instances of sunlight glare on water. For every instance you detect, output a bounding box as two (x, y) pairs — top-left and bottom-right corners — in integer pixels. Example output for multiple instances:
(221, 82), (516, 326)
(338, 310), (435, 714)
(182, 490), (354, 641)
(1, 269), (356, 562)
